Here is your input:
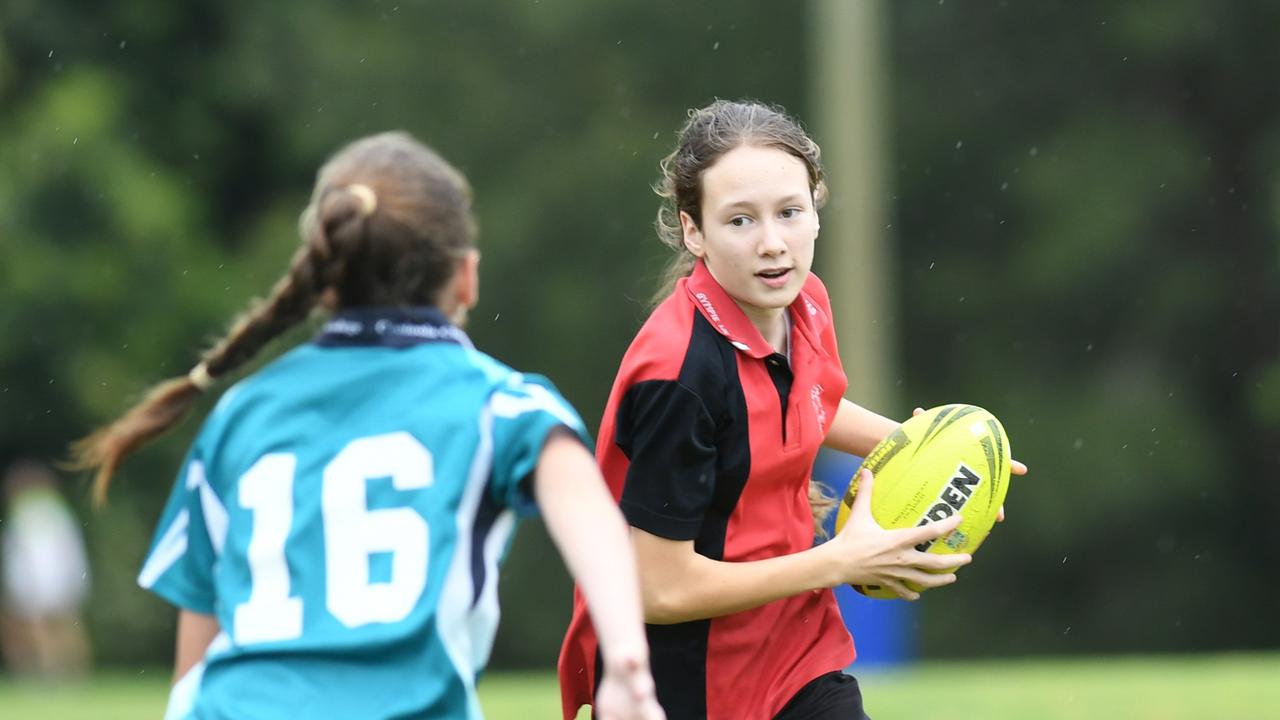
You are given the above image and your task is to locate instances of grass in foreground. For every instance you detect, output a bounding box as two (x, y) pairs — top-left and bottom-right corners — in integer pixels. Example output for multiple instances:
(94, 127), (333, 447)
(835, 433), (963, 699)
(0, 652), (1275, 719)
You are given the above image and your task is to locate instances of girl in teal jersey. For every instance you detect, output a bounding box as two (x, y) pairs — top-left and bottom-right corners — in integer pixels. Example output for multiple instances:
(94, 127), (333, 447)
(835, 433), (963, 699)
(72, 132), (663, 720)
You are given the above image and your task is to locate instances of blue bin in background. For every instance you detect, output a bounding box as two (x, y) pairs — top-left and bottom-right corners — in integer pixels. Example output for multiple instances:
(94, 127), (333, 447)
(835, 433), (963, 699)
(813, 449), (916, 667)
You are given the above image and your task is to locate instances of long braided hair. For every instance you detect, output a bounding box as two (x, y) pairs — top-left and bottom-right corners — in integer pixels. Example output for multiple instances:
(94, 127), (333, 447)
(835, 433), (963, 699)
(69, 131), (476, 503)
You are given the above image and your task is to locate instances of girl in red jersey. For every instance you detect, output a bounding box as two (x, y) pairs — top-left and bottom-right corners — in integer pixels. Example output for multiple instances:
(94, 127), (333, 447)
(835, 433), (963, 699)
(559, 100), (1025, 720)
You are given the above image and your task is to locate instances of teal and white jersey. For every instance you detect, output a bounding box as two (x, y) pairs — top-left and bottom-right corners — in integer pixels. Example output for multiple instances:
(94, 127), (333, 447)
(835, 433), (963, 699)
(139, 307), (589, 720)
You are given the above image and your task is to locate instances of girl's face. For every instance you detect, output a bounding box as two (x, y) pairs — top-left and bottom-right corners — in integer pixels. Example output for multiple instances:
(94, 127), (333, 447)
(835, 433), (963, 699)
(680, 144), (819, 338)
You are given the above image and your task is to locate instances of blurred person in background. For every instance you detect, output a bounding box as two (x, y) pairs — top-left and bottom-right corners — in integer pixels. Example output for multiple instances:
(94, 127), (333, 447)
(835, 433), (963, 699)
(0, 459), (92, 680)
(70, 131), (663, 720)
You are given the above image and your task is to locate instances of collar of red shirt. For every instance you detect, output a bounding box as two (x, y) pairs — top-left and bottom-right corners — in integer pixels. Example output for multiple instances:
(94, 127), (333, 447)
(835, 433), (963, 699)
(682, 259), (832, 361)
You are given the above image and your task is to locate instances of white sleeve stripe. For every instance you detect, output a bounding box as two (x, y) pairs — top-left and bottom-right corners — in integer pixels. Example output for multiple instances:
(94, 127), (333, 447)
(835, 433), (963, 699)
(185, 461), (205, 490)
(470, 508), (516, 671)
(489, 384), (580, 430)
(199, 479), (229, 556)
(185, 460), (229, 556)
(138, 509), (190, 589)
(436, 405), (495, 720)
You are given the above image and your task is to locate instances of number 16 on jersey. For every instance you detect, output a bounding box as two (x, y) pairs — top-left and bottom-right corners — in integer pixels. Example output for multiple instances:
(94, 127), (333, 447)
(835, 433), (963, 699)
(235, 432), (434, 644)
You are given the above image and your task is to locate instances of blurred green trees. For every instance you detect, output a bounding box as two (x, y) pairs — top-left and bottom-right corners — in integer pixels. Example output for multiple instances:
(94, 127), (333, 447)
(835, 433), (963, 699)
(0, 0), (1275, 668)
(890, 2), (1280, 655)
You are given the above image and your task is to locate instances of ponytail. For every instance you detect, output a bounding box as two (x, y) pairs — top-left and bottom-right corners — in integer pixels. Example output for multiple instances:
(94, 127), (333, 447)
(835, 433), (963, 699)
(69, 225), (331, 503)
(69, 376), (205, 505)
(71, 131), (471, 504)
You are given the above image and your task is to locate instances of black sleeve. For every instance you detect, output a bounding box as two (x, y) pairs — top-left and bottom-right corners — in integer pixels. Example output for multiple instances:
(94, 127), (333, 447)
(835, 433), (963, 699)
(615, 379), (717, 540)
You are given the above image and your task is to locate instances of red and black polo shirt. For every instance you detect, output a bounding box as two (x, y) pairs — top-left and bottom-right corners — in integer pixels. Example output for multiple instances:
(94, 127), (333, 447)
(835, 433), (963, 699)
(558, 260), (855, 720)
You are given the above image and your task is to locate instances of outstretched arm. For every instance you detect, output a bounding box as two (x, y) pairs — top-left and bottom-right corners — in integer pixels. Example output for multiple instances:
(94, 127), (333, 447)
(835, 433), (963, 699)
(535, 430), (664, 720)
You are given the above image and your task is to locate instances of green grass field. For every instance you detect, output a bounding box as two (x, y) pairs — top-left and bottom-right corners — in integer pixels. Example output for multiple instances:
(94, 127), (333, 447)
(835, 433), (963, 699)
(1, 653), (1275, 719)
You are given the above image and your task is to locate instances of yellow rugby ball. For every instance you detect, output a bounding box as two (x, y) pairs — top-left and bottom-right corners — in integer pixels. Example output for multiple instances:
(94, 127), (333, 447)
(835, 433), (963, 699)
(834, 404), (1011, 599)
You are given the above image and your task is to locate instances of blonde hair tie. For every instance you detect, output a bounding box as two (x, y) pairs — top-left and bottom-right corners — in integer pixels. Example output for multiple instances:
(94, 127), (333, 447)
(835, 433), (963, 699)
(188, 363), (214, 391)
(348, 184), (378, 217)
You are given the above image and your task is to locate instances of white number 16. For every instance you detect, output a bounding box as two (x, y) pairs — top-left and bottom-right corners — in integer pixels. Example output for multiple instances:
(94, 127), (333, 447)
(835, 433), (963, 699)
(234, 432), (433, 645)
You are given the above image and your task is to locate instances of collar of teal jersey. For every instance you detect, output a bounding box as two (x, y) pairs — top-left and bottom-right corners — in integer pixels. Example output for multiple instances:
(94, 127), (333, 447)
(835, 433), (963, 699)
(315, 306), (473, 349)
(681, 259), (828, 360)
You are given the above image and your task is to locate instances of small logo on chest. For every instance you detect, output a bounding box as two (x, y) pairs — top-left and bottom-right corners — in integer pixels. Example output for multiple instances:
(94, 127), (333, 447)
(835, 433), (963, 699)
(810, 384), (826, 430)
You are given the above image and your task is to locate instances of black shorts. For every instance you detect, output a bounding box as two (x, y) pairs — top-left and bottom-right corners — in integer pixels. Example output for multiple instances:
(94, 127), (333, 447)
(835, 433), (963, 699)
(774, 671), (871, 720)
